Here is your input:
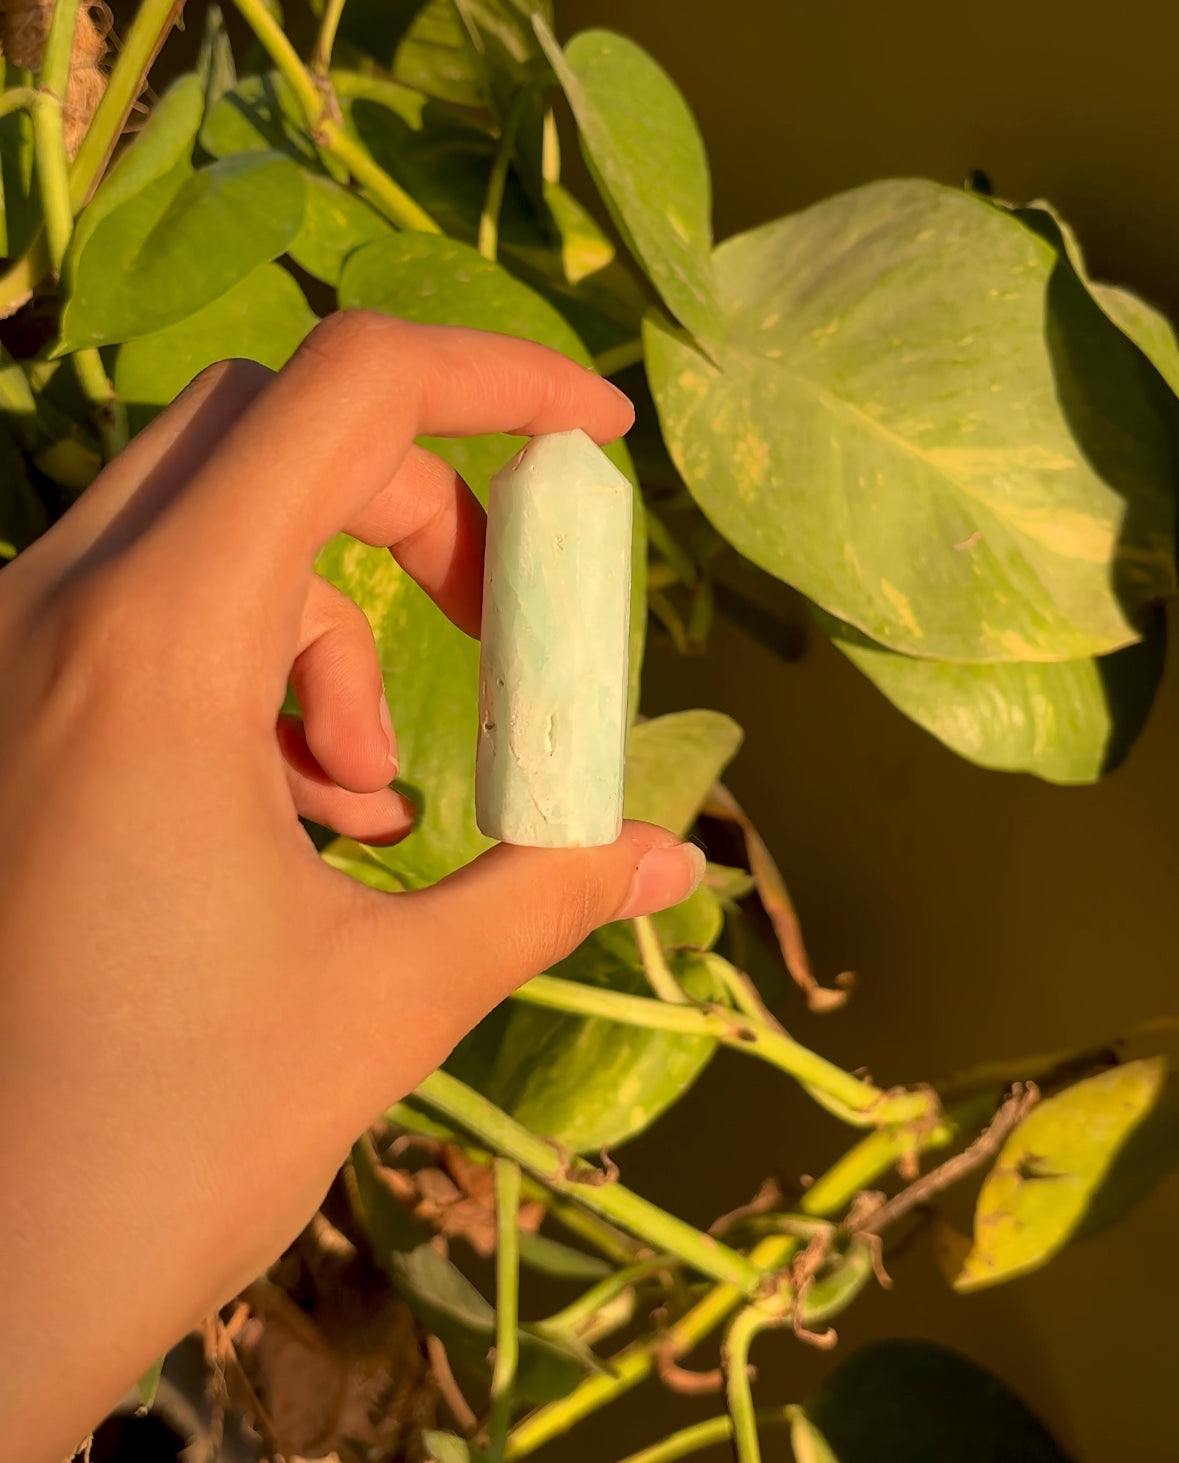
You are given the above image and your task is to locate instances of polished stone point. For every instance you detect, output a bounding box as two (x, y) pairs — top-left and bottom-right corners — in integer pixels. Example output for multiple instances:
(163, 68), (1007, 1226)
(475, 428), (633, 847)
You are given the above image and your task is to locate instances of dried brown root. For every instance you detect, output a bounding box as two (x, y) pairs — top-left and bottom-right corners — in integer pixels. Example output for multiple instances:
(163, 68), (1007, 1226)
(1, 0), (110, 155)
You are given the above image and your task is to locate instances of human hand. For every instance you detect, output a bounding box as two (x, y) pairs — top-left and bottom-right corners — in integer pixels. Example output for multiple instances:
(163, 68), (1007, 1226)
(0, 314), (704, 1459)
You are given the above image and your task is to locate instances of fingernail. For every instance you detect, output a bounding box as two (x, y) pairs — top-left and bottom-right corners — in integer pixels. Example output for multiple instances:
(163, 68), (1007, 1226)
(614, 841), (706, 921)
(378, 693), (398, 771)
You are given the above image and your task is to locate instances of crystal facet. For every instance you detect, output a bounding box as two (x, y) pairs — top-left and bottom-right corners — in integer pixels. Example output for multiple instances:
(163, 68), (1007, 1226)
(475, 429), (633, 848)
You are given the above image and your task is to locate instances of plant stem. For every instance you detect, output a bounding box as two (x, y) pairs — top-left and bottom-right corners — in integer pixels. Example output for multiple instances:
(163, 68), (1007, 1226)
(478, 83), (530, 261)
(33, 0), (126, 458)
(34, 0), (81, 273)
(0, 87), (41, 121)
(231, 0), (441, 233)
(611, 1409), (793, 1463)
(593, 338), (645, 377)
(723, 1306), (775, 1463)
(311, 0), (349, 74)
(70, 0), (185, 209)
(412, 1071), (761, 1293)
(632, 916), (691, 1003)
(510, 971), (931, 1126)
(488, 1160), (522, 1463)
(506, 1092), (988, 1457)
(72, 347), (127, 457)
(0, 0), (183, 318)
(386, 1098), (645, 1265)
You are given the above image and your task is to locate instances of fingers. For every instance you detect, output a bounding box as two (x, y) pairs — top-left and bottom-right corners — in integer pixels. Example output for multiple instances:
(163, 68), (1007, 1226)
(277, 716), (414, 846)
(338, 822), (707, 1082)
(290, 575), (396, 793)
(344, 444), (486, 639)
(135, 315), (634, 618)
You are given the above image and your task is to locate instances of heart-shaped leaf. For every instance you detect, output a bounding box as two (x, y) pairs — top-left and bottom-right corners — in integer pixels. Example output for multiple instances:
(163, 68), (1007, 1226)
(536, 24), (720, 341)
(646, 179), (1177, 662)
(956, 1057), (1179, 1291)
(61, 109), (305, 351)
(113, 264), (316, 435)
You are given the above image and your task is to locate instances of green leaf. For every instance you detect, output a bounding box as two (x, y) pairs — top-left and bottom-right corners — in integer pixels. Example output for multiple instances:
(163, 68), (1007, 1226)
(393, 0), (488, 110)
(816, 606), (1166, 784)
(1092, 282), (1179, 397)
(73, 72), (204, 236)
(350, 1137), (588, 1405)
(200, 69), (320, 166)
(518, 1231), (611, 1281)
(650, 880), (721, 951)
(287, 173), (393, 285)
(1012, 202), (1179, 396)
(113, 264), (316, 436)
(800, 1340), (1072, 1463)
(136, 1356), (165, 1411)
(706, 862), (756, 904)
(424, 1432), (483, 1463)
(623, 709), (742, 835)
(536, 24), (720, 341)
(328, 233), (644, 886)
(956, 1057), (1179, 1291)
(447, 935), (722, 1152)
(61, 109), (306, 351)
(645, 178), (1177, 662)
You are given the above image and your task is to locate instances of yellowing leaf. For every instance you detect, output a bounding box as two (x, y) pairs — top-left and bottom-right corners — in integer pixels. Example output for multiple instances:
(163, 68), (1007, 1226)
(956, 1057), (1179, 1291)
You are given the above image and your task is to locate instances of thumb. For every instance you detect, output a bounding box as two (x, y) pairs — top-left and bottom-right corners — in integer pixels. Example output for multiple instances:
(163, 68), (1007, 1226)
(399, 820), (705, 1018)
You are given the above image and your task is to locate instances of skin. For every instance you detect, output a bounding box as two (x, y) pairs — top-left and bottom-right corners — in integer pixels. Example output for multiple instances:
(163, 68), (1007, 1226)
(0, 314), (704, 1460)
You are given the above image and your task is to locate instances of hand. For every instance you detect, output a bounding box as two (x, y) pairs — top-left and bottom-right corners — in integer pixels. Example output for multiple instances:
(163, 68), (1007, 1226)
(0, 314), (704, 1459)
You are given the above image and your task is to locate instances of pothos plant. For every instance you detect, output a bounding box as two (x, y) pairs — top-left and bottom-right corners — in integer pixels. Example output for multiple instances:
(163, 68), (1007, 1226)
(3, 1), (1177, 1460)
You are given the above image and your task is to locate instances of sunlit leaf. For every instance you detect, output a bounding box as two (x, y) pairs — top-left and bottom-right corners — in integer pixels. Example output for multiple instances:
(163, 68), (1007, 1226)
(536, 24), (720, 341)
(624, 710), (743, 835)
(448, 934), (722, 1153)
(816, 606), (1166, 784)
(957, 1057), (1179, 1291)
(287, 173), (392, 285)
(646, 179), (1176, 661)
(61, 74), (305, 351)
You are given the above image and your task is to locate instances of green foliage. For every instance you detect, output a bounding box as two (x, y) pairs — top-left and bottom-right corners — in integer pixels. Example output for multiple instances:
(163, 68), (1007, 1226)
(2, 3), (1175, 1460)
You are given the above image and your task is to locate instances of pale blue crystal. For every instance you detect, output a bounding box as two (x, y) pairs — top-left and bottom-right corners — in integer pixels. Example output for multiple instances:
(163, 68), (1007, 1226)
(475, 429), (633, 847)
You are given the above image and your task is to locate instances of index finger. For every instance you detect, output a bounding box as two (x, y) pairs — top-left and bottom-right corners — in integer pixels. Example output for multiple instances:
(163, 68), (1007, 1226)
(138, 313), (634, 608)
